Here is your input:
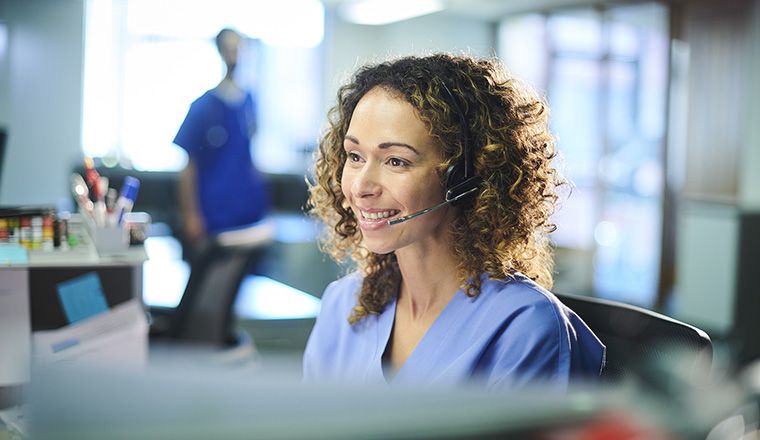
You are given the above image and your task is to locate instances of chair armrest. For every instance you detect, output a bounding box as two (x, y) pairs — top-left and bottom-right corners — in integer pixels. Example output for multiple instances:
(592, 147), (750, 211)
(214, 219), (275, 249)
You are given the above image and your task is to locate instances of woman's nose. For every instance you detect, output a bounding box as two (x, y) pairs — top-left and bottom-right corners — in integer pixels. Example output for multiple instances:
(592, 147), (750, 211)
(351, 164), (382, 198)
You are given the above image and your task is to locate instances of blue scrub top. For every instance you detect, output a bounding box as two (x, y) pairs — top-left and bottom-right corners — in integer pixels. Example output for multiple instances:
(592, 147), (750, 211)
(304, 272), (605, 390)
(174, 90), (269, 234)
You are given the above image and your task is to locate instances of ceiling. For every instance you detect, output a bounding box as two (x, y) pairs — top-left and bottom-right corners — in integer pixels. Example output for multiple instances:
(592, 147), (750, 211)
(323, 0), (622, 22)
(443, 0), (617, 19)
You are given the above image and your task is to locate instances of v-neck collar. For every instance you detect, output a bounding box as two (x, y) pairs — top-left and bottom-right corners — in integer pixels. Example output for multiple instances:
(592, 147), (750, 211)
(206, 89), (247, 110)
(373, 285), (471, 385)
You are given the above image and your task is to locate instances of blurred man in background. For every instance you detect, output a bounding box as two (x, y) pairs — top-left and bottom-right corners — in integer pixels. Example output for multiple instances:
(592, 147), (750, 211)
(174, 28), (270, 258)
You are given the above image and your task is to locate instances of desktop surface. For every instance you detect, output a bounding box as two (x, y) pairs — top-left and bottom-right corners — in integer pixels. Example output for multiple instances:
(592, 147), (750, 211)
(142, 235), (320, 320)
(28, 363), (612, 440)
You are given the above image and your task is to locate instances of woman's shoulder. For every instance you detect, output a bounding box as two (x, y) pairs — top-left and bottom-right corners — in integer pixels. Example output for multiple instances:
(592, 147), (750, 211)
(319, 271), (363, 314)
(483, 273), (605, 376)
(481, 273), (564, 316)
(476, 273), (578, 342)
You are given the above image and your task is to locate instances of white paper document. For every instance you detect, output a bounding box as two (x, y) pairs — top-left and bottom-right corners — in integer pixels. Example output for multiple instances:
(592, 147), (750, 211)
(0, 268), (31, 386)
(32, 298), (149, 371)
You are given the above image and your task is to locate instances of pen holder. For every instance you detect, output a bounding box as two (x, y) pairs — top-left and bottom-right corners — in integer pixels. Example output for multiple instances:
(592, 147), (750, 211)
(92, 225), (129, 255)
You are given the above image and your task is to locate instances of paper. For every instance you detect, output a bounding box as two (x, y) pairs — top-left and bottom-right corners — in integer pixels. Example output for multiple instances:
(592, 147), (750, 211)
(0, 268), (31, 386)
(0, 243), (28, 265)
(0, 404), (28, 437)
(33, 299), (149, 371)
(56, 272), (109, 324)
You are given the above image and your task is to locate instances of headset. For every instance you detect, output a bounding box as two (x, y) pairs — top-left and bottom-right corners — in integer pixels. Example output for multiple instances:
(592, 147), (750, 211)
(388, 80), (482, 225)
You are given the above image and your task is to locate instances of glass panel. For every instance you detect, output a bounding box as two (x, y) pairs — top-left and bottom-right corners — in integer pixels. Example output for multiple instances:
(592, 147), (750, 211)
(606, 61), (637, 151)
(638, 26), (669, 141)
(609, 21), (639, 57)
(548, 58), (602, 187)
(122, 40), (219, 171)
(594, 192), (661, 306)
(552, 185), (597, 249)
(608, 2), (667, 58)
(82, 0), (119, 159)
(490, 3), (669, 307)
(83, 0), (324, 172)
(600, 60), (637, 190)
(547, 9), (603, 56)
(593, 3), (668, 307)
(552, 185), (597, 295)
(253, 45), (323, 174)
(498, 14), (548, 92)
(126, 0), (324, 47)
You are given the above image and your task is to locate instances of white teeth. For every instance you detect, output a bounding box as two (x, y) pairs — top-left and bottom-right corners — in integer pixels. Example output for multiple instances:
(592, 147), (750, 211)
(361, 210), (399, 220)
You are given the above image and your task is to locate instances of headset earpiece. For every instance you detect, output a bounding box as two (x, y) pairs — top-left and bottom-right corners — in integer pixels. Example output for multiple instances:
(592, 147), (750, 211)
(440, 81), (482, 207)
(445, 162), (463, 191)
(445, 162), (481, 206)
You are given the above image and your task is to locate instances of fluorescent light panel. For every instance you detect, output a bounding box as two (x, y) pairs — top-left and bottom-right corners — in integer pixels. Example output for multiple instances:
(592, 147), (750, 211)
(339, 0), (445, 25)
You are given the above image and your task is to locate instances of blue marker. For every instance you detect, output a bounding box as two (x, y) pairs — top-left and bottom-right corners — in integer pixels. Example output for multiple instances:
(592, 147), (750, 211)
(112, 176), (140, 226)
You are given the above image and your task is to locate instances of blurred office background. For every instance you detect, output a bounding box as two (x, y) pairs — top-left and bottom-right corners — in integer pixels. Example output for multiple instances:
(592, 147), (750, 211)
(0, 0), (759, 364)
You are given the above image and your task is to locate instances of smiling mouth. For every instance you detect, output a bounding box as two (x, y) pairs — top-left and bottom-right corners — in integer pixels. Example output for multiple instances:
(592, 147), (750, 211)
(360, 209), (401, 221)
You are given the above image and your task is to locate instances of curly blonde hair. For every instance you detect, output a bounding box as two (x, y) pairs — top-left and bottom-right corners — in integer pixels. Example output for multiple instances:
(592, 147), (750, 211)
(308, 53), (562, 324)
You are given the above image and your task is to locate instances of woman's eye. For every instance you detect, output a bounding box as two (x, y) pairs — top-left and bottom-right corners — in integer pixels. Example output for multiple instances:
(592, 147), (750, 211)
(347, 152), (362, 162)
(388, 157), (408, 167)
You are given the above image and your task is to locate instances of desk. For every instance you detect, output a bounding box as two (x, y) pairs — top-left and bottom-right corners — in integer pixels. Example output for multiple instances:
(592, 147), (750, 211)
(0, 225), (146, 408)
(141, 232), (320, 353)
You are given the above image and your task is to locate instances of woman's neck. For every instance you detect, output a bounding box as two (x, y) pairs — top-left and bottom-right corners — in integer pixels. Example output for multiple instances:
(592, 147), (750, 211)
(395, 238), (460, 321)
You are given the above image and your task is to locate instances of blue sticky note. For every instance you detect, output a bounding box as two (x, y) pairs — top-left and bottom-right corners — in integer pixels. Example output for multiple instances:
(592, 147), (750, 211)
(0, 243), (29, 264)
(56, 272), (109, 324)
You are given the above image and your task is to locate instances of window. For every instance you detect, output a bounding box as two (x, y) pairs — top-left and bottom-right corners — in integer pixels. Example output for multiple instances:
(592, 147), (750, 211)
(499, 3), (669, 307)
(82, 0), (324, 173)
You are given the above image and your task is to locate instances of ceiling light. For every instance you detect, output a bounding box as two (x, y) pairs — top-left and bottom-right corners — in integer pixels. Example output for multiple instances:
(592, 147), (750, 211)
(339, 0), (445, 26)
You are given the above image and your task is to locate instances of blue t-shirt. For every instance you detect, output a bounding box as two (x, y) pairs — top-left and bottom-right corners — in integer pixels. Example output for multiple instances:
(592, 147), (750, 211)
(304, 272), (605, 390)
(174, 90), (269, 234)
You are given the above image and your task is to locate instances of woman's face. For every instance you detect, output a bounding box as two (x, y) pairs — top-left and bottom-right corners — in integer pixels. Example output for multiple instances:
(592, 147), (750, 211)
(341, 87), (453, 255)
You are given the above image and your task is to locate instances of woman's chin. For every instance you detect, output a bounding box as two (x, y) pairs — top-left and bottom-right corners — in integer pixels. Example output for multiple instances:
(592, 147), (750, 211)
(362, 240), (397, 256)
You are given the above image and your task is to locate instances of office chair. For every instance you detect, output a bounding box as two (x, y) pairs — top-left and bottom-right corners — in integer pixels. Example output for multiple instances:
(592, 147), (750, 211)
(555, 292), (713, 383)
(150, 220), (275, 349)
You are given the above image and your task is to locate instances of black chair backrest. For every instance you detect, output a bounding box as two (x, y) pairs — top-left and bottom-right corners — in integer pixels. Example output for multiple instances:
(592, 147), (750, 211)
(165, 242), (264, 346)
(556, 292), (712, 382)
(164, 222), (274, 346)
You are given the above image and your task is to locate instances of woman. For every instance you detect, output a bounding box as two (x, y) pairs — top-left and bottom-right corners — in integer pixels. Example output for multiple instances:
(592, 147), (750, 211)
(304, 53), (604, 390)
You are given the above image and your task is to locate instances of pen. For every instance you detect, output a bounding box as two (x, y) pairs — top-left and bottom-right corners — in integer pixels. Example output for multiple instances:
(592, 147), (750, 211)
(71, 173), (94, 220)
(106, 188), (118, 214)
(83, 157), (101, 200)
(83, 157), (104, 227)
(93, 176), (108, 227)
(112, 176), (140, 226)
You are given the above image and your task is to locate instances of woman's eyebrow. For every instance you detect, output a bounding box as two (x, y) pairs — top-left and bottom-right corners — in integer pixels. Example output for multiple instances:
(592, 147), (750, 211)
(344, 135), (420, 155)
(378, 142), (420, 156)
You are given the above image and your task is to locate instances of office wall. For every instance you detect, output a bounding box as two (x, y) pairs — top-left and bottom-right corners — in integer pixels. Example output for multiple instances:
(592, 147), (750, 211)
(738, 0), (760, 209)
(322, 8), (495, 115)
(672, 0), (760, 334)
(0, 0), (85, 206)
